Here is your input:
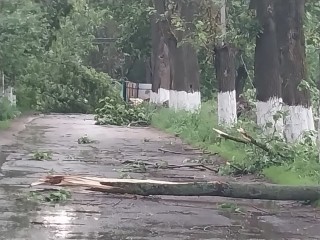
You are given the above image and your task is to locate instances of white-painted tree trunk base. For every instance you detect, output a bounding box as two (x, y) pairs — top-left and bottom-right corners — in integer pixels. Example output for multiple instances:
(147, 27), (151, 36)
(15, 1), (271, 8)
(218, 90), (237, 126)
(306, 107), (315, 130)
(284, 105), (315, 143)
(150, 91), (159, 104)
(169, 90), (201, 112)
(150, 88), (170, 105)
(158, 88), (170, 103)
(256, 97), (283, 136)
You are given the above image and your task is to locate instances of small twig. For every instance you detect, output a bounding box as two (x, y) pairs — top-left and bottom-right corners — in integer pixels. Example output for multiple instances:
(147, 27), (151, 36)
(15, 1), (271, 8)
(165, 164), (219, 173)
(158, 148), (202, 155)
(240, 54), (254, 88)
(127, 121), (149, 127)
(112, 199), (123, 207)
(120, 160), (218, 173)
(250, 205), (271, 214)
(183, 147), (200, 151)
(158, 148), (183, 154)
(229, 163), (246, 173)
(121, 160), (153, 166)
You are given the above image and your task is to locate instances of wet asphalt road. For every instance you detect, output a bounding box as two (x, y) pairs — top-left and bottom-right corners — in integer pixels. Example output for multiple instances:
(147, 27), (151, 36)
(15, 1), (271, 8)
(0, 114), (320, 240)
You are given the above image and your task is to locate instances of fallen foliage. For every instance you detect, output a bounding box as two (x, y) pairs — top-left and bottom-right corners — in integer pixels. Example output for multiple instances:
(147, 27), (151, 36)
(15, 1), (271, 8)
(27, 189), (71, 202)
(78, 135), (94, 144)
(32, 151), (52, 161)
(94, 96), (154, 126)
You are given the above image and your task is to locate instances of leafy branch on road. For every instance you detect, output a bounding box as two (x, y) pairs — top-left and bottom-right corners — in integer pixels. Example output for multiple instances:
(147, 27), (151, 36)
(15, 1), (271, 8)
(94, 96), (155, 126)
(78, 135), (94, 144)
(218, 203), (244, 214)
(32, 151), (52, 161)
(27, 189), (71, 203)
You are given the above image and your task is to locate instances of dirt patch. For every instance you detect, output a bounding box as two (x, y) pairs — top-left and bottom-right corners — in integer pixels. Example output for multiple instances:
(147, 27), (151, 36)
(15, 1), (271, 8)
(0, 114), (319, 240)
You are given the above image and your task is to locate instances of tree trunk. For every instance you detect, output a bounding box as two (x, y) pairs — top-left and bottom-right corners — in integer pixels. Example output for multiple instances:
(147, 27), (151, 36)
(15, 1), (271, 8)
(33, 175), (320, 201)
(317, 52), (320, 162)
(168, 0), (201, 112)
(151, 0), (201, 112)
(215, 0), (237, 126)
(235, 65), (248, 118)
(150, 0), (171, 105)
(275, 0), (314, 142)
(235, 65), (248, 101)
(145, 57), (152, 84)
(215, 44), (237, 125)
(254, 0), (283, 136)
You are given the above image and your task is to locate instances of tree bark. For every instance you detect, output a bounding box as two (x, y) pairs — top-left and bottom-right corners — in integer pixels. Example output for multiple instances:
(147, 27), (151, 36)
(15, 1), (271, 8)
(145, 57), (152, 84)
(235, 65), (248, 118)
(215, 0), (238, 126)
(235, 65), (247, 101)
(33, 175), (320, 201)
(275, 0), (314, 142)
(150, 0), (171, 104)
(317, 52), (320, 161)
(254, 0), (283, 136)
(215, 44), (237, 125)
(168, 0), (201, 112)
(150, 0), (201, 112)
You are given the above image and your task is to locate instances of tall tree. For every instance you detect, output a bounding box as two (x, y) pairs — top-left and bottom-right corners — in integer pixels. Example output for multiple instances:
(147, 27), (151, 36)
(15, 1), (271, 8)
(275, 0), (314, 142)
(168, 0), (201, 111)
(151, 0), (201, 111)
(150, 0), (170, 105)
(254, 0), (283, 135)
(216, 0), (237, 126)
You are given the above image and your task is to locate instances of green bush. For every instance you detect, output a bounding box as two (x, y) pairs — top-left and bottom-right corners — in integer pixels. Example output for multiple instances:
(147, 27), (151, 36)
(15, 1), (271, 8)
(0, 97), (19, 121)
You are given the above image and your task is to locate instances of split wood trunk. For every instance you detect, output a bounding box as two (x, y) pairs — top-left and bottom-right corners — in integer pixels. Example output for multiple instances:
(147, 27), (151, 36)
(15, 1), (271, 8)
(32, 175), (320, 201)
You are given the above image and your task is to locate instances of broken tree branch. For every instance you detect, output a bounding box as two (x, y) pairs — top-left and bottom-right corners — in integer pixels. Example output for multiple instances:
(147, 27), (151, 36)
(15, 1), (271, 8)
(213, 128), (248, 144)
(237, 128), (287, 159)
(213, 128), (286, 159)
(121, 160), (219, 173)
(164, 164), (218, 172)
(127, 121), (149, 127)
(32, 175), (320, 201)
(158, 148), (203, 155)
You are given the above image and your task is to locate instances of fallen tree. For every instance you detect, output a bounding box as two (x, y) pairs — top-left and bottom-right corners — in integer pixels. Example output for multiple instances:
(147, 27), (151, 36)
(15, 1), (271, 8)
(31, 175), (320, 201)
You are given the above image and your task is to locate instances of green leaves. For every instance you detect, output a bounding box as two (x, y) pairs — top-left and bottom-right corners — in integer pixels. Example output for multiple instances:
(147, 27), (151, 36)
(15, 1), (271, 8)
(94, 96), (154, 126)
(0, 0), (48, 77)
(101, 0), (151, 61)
(8, 0), (118, 113)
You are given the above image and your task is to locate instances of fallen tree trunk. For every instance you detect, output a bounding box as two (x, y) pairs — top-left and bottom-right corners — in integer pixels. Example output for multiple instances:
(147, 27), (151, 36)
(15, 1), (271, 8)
(31, 175), (320, 201)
